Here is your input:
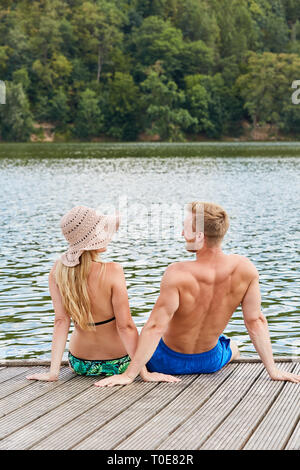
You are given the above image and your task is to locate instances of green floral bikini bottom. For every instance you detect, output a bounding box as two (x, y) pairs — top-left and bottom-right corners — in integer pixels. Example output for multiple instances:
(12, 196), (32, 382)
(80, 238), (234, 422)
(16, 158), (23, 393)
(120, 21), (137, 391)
(68, 351), (131, 376)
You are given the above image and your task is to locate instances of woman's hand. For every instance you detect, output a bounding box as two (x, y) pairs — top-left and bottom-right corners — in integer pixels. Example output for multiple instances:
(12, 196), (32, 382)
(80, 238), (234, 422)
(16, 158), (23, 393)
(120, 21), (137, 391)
(26, 372), (58, 382)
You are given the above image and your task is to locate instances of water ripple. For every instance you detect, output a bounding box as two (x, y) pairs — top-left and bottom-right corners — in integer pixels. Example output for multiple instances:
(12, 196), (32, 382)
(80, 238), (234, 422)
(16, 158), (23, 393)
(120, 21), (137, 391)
(0, 144), (299, 359)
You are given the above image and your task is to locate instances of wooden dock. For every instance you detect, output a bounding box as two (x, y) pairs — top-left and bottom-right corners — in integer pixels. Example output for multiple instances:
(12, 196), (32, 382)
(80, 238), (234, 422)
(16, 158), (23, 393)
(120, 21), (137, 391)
(0, 358), (299, 450)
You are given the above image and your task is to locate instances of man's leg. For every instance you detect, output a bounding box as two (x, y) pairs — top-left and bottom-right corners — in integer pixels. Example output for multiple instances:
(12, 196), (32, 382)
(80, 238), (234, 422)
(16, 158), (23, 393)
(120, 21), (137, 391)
(229, 340), (240, 361)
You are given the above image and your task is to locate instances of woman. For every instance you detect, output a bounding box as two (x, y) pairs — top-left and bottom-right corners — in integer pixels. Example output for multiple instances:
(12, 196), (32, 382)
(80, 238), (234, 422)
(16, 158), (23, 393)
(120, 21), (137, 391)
(26, 205), (177, 385)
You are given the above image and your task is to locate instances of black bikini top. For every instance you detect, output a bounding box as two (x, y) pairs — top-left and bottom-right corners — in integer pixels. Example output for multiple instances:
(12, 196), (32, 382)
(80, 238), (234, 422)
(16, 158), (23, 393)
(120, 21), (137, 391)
(88, 316), (116, 326)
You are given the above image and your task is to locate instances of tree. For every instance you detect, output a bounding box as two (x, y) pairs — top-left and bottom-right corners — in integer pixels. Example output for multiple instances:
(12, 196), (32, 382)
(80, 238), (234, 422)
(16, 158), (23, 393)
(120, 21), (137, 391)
(185, 76), (214, 135)
(49, 87), (71, 130)
(0, 82), (34, 141)
(105, 72), (141, 140)
(172, 0), (220, 47)
(178, 41), (214, 78)
(73, 88), (104, 139)
(130, 16), (184, 76)
(281, 0), (300, 51)
(210, 0), (257, 60)
(12, 68), (30, 92)
(141, 65), (197, 141)
(0, 0), (299, 141)
(72, 1), (124, 83)
(249, 0), (290, 52)
(0, 46), (10, 76)
(236, 51), (300, 131)
(185, 74), (231, 138)
(130, 0), (178, 19)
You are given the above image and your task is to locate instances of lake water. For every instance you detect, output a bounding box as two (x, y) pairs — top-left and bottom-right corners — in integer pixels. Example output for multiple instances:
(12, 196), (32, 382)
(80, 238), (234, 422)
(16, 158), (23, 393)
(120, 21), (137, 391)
(0, 142), (299, 359)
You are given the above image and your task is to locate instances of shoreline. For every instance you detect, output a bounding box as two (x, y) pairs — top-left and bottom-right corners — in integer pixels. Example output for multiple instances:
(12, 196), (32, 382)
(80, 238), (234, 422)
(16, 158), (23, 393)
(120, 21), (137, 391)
(1, 139), (300, 144)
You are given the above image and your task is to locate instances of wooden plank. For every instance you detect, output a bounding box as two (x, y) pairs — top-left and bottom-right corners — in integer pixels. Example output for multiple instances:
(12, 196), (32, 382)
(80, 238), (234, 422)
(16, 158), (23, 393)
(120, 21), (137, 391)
(243, 363), (300, 450)
(200, 362), (294, 450)
(0, 367), (75, 419)
(285, 419), (300, 450)
(74, 375), (196, 450)
(231, 357), (300, 363)
(0, 357), (298, 367)
(0, 383), (120, 450)
(0, 370), (91, 442)
(31, 380), (159, 450)
(0, 360), (69, 367)
(156, 363), (263, 450)
(0, 362), (298, 450)
(116, 363), (238, 450)
(0, 367), (30, 383)
(0, 367), (49, 400)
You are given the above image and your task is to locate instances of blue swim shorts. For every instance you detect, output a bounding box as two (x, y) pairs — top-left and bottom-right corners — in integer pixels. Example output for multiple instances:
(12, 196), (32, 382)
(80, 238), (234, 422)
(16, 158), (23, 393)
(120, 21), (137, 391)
(146, 335), (233, 374)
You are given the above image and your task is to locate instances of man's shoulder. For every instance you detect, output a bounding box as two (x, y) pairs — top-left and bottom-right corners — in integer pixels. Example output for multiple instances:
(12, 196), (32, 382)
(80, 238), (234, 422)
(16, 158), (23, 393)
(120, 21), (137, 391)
(163, 261), (193, 283)
(230, 254), (259, 279)
(164, 261), (191, 273)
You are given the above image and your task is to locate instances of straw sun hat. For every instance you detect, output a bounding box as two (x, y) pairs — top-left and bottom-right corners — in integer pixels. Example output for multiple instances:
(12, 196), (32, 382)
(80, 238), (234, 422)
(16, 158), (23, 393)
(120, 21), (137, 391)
(60, 205), (118, 267)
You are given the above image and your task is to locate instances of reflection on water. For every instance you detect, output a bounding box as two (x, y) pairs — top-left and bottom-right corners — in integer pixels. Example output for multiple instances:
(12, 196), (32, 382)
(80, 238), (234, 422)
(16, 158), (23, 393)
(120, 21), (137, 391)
(0, 143), (299, 359)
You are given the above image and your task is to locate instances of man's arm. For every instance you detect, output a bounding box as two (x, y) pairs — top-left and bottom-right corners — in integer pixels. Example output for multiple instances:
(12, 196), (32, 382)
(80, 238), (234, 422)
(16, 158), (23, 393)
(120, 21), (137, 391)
(94, 263), (149, 387)
(242, 267), (300, 383)
(95, 265), (182, 387)
(126, 266), (180, 379)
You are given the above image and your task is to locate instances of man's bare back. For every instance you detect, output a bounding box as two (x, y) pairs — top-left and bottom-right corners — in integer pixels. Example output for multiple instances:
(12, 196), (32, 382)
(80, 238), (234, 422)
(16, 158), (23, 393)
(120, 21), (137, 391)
(163, 252), (255, 355)
(96, 202), (300, 387)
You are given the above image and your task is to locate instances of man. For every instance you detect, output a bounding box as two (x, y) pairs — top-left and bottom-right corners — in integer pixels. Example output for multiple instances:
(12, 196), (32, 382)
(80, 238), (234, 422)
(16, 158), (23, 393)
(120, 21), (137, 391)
(96, 201), (300, 387)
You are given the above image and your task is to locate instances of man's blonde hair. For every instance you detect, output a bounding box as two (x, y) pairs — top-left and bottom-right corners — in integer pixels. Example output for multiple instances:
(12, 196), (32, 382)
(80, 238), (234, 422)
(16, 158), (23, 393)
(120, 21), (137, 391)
(187, 201), (229, 245)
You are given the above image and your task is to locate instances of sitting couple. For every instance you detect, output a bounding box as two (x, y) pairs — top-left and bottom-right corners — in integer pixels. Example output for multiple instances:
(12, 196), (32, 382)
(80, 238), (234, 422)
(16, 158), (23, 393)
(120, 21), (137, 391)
(27, 202), (300, 385)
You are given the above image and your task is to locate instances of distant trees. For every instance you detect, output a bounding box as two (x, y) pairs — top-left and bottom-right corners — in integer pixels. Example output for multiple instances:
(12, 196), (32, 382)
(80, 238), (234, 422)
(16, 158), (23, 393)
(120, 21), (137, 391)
(105, 71), (141, 140)
(73, 89), (104, 139)
(0, 0), (300, 142)
(185, 74), (226, 138)
(0, 82), (34, 141)
(236, 52), (300, 132)
(72, 1), (124, 83)
(141, 65), (197, 141)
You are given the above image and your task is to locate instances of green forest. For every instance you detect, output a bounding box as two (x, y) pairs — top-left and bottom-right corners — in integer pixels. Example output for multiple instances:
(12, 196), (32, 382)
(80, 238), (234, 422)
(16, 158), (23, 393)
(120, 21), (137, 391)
(1, 0), (300, 142)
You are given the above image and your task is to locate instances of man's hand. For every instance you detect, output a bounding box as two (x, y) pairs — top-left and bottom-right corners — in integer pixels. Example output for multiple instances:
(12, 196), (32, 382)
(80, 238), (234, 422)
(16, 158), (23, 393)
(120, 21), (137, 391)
(94, 370), (181, 387)
(140, 370), (181, 383)
(269, 368), (300, 383)
(94, 372), (134, 387)
(26, 372), (58, 382)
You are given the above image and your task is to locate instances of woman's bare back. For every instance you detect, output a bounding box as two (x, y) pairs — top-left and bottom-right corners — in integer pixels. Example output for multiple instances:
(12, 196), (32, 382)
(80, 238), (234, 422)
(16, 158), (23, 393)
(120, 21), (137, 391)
(69, 261), (128, 360)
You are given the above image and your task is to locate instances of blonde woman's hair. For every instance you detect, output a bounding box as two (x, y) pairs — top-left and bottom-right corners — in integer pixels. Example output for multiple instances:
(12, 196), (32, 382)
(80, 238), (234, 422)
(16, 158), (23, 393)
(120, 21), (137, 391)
(188, 201), (229, 245)
(55, 250), (105, 331)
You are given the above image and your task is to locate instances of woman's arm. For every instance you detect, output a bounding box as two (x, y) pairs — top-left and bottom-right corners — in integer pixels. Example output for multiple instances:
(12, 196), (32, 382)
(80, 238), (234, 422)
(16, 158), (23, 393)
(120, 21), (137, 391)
(27, 263), (70, 381)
